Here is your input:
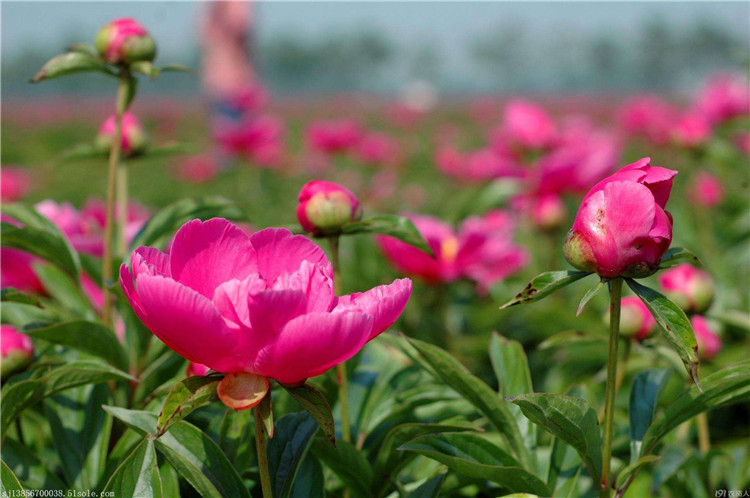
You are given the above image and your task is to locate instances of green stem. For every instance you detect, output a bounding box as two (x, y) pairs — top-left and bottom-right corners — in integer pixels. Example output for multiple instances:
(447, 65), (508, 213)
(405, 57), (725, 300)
(696, 412), (710, 454)
(116, 162), (128, 258)
(253, 407), (273, 498)
(601, 277), (622, 498)
(328, 236), (351, 444)
(101, 74), (129, 327)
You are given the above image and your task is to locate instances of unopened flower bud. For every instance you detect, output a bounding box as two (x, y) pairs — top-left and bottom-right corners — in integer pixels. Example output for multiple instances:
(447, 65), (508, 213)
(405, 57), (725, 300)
(692, 315), (722, 361)
(1, 325), (34, 378)
(96, 112), (148, 157)
(95, 18), (156, 65)
(605, 296), (656, 341)
(659, 264), (715, 314)
(297, 180), (362, 235)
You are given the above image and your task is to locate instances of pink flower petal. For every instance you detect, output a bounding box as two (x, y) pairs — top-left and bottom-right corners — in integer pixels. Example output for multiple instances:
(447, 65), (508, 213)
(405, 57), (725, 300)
(250, 228), (332, 281)
(212, 274), (265, 329)
(335, 278), (412, 341)
(253, 311), (372, 384)
(272, 260), (335, 313)
(169, 218), (258, 298)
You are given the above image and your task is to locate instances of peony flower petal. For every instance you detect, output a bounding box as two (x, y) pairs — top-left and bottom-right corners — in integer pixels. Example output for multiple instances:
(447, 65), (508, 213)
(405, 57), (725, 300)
(169, 218), (258, 298)
(250, 228), (332, 281)
(135, 272), (242, 372)
(120, 263), (146, 323)
(272, 260), (335, 313)
(132, 246), (170, 279)
(335, 278), (412, 341)
(253, 311), (372, 384)
(247, 288), (308, 340)
(212, 274), (265, 329)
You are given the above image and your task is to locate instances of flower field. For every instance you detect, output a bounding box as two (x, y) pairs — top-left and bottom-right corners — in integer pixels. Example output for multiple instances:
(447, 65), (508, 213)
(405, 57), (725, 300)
(1, 9), (749, 498)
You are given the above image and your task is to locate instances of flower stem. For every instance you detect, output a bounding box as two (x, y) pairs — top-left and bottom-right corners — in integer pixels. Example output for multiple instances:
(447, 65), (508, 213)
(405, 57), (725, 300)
(328, 236), (351, 444)
(696, 412), (710, 454)
(101, 74), (129, 326)
(253, 407), (273, 498)
(116, 162), (128, 258)
(601, 277), (622, 498)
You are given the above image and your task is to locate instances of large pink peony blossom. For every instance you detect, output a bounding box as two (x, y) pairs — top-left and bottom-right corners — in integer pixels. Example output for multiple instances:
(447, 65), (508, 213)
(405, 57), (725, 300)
(563, 158), (676, 278)
(120, 218), (412, 385)
(378, 211), (528, 293)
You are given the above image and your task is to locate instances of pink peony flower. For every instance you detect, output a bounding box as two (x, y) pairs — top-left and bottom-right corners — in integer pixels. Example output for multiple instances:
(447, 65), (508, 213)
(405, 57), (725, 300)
(1, 167), (31, 202)
(305, 119), (362, 155)
(0, 248), (44, 294)
(691, 315), (722, 361)
(1, 325), (34, 377)
(687, 171), (724, 208)
(214, 115), (285, 167)
(355, 132), (402, 167)
(174, 156), (220, 184)
(96, 112), (148, 156)
(617, 296), (656, 341)
(671, 113), (712, 148)
(691, 73), (750, 125)
(95, 18), (156, 65)
(297, 181), (362, 235)
(530, 194), (567, 231)
(497, 99), (557, 151)
(659, 264), (715, 314)
(436, 146), (520, 183)
(618, 96), (680, 145)
(378, 211), (528, 293)
(120, 218), (412, 385)
(563, 158), (676, 278)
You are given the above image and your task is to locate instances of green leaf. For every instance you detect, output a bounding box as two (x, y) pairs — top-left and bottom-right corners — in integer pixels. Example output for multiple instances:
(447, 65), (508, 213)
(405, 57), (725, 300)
(374, 422), (476, 492)
(576, 279), (606, 316)
(25, 320), (128, 370)
(489, 333), (536, 457)
(102, 407), (250, 498)
(629, 369), (671, 459)
(509, 393), (602, 484)
(159, 63), (194, 73)
(290, 454), (325, 498)
(131, 61), (158, 79)
(282, 383), (336, 447)
(1, 439), (67, 490)
(311, 439), (373, 498)
(1, 460), (24, 493)
(67, 43), (99, 57)
(342, 214), (433, 256)
(659, 247), (702, 269)
(399, 432), (551, 495)
(1, 361), (135, 435)
(30, 51), (115, 82)
(1, 204), (81, 279)
(44, 384), (112, 490)
(538, 330), (606, 350)
(0, 288), (40, 307)
(615, 455), (660, 489)
(102, 439), (163, 498)
(406, 337), (531, 469)
(640, 361), (750, 458)
(129, 197), (247, 251)
(406, 471), (447, 498)
(155, 375), (221, 437)
(267, 412), (318, 498)
(258, 391), (274, 438)
(500, 271), (590, 309)
(626, 279), (700, 387)
(32, 263), (96, 316)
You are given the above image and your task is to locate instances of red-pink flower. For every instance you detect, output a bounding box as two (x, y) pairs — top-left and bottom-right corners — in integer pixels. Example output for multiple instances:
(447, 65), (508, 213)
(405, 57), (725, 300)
(563, 158), (676, 278)
(687, 171), (724, 208)
(436, 146), (520, 183)
(305, 119), (362, 155)
(659, 264), (715, 314)
(120, 219), (412, 385)
(297, 181), (362, 235)
(497, 99), (557, 151)
(618, 96), (679, 145)
(1, 167), (31, 202)
(692, 315), (722, 361)
(187, 362), (211, 377)
(691, 73), (750, 125)
(355, 132), (402, 167)
(0, 248), (44, 294)
(671, 113), (712, 148)
(174, 156), (220, 184)
(1, 325), (34, 377)
(378, 211), (528, 293)
(95, 18), (155, 65)
(618, 296), (656, 341)
(214, 115), (285, 167)
(97, 112), (148, 156)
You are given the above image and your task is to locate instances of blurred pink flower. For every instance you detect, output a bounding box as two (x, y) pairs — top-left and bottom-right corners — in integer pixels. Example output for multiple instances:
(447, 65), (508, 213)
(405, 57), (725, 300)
(1, 248), (44, 294)
(692, 315), (722, 361)
(436, 146), (520, 183)
(97, 112), (148, 156)
(214, 115), (285, 166)
(671, 113), (712, 148)
(564, 158), (675, 278)
(1, 325), (34, 377)
(691, 73), (750, 125)
(96, 18), (154, 65)
(618, 296), (656, 341)
(355, 132), (402, 167)
(687, 171), (724, 208)
(659, 263), (715, 314)
(735, 133), (750, 155)
(378, 211), (528, 293)
(497, 99), (557, 151)
(174, 156), (220, 184)
(1, 167), (31, 202)
(305, 119), (362, 155)
(618, 96), (679, 145)
(120, 219), (412, 384)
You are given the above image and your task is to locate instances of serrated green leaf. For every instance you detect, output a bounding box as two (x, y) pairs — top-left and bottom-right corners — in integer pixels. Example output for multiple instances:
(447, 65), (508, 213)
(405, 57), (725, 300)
(267, 412), (318, 498)
(30, 51), (115, 82)
(155, 376), (221, 437)
(509, 393), (602, 484)
(102, 439), (163, 498)
(282, 383), (336, 447)
(626, 279), (700, 387)
(500, 271), (590, 309)
(25, 320), (128, 370)
(399, 432), (550, 495)
(406, 337), (531, 469)
(342, 214), (433, 256)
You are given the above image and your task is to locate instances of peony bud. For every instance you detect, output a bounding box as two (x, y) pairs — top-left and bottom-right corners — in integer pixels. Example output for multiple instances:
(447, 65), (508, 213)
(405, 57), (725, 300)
(95, 18), (156, 65)
(297, 180), (362, 235)
(606, 296), (656, 341)
(659, 264), (715, 314)
(687, 171), (724, 208)
(96, 112), (148, 157)
(532, 194), (566, 231)
(691, 315), (722, 361)
(1, 325), (34, 378)
(563, 158), (676, 278)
